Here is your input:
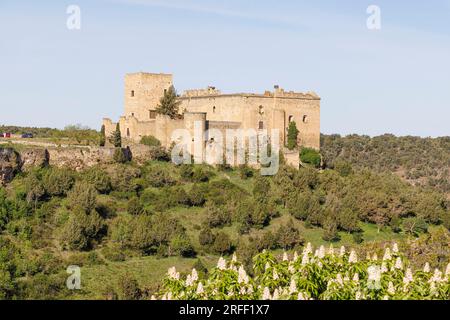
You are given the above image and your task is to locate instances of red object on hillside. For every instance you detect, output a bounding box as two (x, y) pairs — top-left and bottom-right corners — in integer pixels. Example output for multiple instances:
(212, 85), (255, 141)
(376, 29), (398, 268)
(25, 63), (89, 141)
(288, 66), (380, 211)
(2, 133), (11, 138)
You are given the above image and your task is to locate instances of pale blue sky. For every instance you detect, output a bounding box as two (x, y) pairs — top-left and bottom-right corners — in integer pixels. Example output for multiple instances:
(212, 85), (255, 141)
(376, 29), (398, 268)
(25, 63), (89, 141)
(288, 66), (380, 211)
(1, 0), (449, 137)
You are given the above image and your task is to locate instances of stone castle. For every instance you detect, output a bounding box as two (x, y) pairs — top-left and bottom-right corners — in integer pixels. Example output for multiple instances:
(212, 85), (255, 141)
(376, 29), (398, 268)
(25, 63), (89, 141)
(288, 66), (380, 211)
(103, 72), (320, 163)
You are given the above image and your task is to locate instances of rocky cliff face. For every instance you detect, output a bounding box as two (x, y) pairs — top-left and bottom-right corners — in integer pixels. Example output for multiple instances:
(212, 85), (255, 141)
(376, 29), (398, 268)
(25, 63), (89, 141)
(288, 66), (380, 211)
(20, 148), (50, 171)
(0, 145), (153, 184)
(0, 148), (21, 185)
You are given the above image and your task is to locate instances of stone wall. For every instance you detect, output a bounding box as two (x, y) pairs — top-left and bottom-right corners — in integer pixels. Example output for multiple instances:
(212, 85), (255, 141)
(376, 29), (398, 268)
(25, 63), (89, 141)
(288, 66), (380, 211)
(0, 145), (156, 184)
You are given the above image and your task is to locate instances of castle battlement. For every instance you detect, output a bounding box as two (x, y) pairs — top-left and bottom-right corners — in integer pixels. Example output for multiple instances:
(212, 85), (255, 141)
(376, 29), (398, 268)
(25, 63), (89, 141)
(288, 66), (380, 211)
(181, 86), (320, 101)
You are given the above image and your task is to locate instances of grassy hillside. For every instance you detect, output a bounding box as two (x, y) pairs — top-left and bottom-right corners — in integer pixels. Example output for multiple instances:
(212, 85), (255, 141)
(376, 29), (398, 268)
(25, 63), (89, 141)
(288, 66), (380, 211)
(321, 134), (450, 194)
(0, 147), (448, 299)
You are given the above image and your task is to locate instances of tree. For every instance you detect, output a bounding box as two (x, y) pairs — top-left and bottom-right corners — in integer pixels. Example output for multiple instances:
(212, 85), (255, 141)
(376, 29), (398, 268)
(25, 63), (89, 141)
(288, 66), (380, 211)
(253, 176), (271, 204)
(322, 217), (340, 242)
(84, 167), (112, 194)
(188, 185), (206, 207)
(67, 182), (97, 213)
(287, 121), (299, 150)
(338, 208), (360, 232)
(170, 235), (195, 257)
(212, 232), (232, 255)
(198, 227), (215, 246)
(110, 123), (122, 148)
(275, 222), (304, 249)
(43, 168), (75, 197)
(403, 217), (428, 237)
(60, 208), (105, 251)
(155, 85), (181, 119)
(117, 274), (141, 300)
(99, 124), (106, 147)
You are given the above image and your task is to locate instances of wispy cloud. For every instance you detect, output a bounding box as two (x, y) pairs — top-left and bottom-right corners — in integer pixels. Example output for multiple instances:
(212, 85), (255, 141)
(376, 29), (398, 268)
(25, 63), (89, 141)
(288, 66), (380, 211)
(106, 0), (306, 29)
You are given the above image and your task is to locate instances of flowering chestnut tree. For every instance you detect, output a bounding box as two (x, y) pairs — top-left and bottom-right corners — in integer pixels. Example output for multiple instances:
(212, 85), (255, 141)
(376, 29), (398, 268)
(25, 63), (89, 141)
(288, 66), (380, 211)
(155, 243), (449, 300)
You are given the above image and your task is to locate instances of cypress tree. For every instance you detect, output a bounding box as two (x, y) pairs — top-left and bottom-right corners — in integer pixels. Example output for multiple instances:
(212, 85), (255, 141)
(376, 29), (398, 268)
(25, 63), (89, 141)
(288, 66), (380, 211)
(287, 121), (299, 150)
(110, 123), (122, 148)
(100, 124), (106, 147)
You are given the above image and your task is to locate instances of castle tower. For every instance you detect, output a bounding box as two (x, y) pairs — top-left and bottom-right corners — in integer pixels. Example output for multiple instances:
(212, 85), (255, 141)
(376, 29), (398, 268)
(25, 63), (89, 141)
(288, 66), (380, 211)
(124, 72), (173, 122)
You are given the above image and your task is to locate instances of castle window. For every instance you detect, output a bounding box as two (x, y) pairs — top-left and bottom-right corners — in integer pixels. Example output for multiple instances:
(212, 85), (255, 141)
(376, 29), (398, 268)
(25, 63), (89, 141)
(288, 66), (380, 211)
(149, 110), (156, 119)
(131, 90), (135, 97)
(258, 121), (264, 130)
(126, 128), (130, 137)
(213, 106), (216, 113)
(289, 115), (294, 123)
(303, 115), (308, 123)
(259, 105), (264, 115)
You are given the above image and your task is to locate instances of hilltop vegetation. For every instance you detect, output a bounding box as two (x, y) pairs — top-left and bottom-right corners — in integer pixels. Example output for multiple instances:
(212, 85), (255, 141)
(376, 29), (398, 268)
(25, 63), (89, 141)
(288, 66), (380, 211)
(321, 134), (450, 194)
(0, 124), (100, 146)
(0, 147), (448, 299)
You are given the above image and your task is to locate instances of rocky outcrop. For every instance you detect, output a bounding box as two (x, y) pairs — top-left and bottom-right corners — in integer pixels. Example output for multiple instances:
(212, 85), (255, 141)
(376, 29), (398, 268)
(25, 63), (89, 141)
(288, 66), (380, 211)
(20, 148), (49, 171)
(0, 148), (21, 185)
(0, 144), (154, 184)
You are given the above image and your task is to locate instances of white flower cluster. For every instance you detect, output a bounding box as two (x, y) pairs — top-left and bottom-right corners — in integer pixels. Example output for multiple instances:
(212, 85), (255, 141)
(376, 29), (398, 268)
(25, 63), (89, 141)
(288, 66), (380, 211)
(158, 243), (450, 300)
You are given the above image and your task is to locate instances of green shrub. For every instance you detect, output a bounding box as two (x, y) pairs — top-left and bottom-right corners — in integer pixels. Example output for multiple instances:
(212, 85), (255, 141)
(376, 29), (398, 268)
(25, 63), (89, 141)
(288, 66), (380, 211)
(322, 217), (340, 242)
(275, 222), (304, 250)
(212, 231), (232, 255)
(146, 170), (176, 188)
(113, 148), (128, 163)
(127, 197), (144, 215)
(334, 160), (353, 177)
(140, 135), (161, 147)
(300, 147), (321, 168)
(352, 231), (364, 244)
(60, 208), (105, 251)
(192, 166), (214, 183)
(101, 245), (126, 262)
(117, 273), (141, 300)
(83, 167), (112, 194)
(402, 217), (428, 236)
(108, 164), (141, 193)
(198, 227), (215, 246)
(239, 165), (254, 179)
(149, 147), (171, 162)
(170, 235), (195, 257)
(205, 203), (231, 228)
(67, 181), (97, 213)
(188, 185), (206, 207)
(43, 168), (75, 196)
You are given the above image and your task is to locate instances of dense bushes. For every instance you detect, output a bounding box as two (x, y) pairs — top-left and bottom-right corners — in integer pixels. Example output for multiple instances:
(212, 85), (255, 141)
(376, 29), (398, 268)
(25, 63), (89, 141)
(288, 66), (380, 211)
(0, 138), (448, 300)
(109, 213), (194, 257)
(300, 147), (321, 168)
(279, 164), (449, 235)
(140, 135), (161, 147)
(60, 208), (105, 251)
(42, 168), (75, 196)
(321, 134), (450, 193)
